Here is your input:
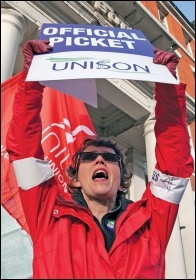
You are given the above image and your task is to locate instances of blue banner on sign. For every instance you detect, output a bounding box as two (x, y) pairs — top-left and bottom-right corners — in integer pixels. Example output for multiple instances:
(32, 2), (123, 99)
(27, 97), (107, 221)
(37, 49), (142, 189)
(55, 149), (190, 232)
(39, 23), (154, 57)
(26, 22), (178, 103)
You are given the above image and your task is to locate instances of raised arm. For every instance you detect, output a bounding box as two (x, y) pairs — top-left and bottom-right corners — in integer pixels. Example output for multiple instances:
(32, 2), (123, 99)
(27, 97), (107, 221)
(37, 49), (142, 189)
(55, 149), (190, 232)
(143, 49), (194, 252)
(6, 40), (52, 162)
(153, 49), (194, 187)
(5, 40), (57, 240)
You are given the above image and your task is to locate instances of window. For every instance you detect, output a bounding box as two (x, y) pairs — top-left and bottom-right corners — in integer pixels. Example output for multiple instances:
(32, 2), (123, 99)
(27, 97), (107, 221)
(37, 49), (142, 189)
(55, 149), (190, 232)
(185, 38), (193, 55)
(158, 10), (168, 29)
(182, 29), (194, 56)
(190, 64), (195, 81)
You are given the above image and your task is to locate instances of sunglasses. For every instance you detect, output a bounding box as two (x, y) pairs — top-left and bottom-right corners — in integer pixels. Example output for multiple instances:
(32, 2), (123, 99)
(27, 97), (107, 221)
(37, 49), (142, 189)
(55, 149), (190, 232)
(79, 152), (120, 163)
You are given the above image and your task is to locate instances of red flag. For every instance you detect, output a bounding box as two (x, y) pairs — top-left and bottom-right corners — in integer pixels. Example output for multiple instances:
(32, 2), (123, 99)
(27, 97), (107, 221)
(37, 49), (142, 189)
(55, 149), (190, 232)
(1, 72), (96, 234)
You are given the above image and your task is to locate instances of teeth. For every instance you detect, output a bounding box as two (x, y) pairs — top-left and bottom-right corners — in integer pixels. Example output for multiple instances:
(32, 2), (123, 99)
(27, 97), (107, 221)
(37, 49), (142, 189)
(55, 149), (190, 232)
(95, 170), (106, 175)
(92, 169), (108, 179)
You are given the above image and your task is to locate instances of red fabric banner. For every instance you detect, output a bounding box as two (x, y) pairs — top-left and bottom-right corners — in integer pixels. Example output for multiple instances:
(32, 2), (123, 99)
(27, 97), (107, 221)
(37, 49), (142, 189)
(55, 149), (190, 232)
(1, 73), (96, 234)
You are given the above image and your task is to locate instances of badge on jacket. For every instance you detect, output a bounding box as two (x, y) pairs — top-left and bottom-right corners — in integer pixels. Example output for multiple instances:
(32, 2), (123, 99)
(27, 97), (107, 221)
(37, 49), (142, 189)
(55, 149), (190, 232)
(105, 219), (115, 230)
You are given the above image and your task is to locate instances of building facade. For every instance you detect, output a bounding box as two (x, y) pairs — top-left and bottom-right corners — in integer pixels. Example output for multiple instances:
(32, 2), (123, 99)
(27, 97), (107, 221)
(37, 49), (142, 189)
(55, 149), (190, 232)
(1, 1), (195, 279)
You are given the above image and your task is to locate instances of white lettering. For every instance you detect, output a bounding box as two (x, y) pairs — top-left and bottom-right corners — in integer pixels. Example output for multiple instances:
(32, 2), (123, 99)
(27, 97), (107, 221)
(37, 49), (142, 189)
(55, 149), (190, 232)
(43, 27), (58, 35)
(75, 37), (89, 46)
(66, 37), (72, 46)
(108, 30), (116, 38)
(93, 1), (131, 29)
(94, 1), (108, 14)
(42, 131), (61, 153)
(86, 28), (93, 36)
(94, 29), (108, 36)
(59, 28), (72, 35)
(121, 40), (135, 49)
(73, 28), (86, 35)
(49, 37), (64, 47)
(117, 32), (132, 39)
(48, 36), (137, 49)
(58, 174), (64, 184)
(48, 159), (68, 192)
(108, 39), (123, 48)
(108, 11), (121, 25)
(59, 153), (70, 169)
(55, 147), (67, 158)
(91, 38), (108, 47)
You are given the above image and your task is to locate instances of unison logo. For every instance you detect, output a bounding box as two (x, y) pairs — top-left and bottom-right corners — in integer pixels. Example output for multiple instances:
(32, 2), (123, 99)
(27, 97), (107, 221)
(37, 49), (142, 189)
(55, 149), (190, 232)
(46, 57), (150, 74)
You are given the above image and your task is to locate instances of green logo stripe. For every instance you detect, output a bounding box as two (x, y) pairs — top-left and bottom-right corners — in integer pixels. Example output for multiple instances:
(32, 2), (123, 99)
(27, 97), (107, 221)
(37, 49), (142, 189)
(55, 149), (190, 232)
(107, 69), (151, 74)
(46, 57), (95, 62)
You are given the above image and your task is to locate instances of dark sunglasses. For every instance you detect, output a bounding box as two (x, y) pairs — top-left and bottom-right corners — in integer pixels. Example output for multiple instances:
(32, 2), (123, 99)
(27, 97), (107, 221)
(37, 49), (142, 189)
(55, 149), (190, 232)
(79, 152), (120, 163)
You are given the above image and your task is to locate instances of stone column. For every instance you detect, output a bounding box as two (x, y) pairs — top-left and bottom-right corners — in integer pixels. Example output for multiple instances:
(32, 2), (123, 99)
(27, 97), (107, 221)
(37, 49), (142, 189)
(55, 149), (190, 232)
(1, 8), (26, 82)
(1, 9), (33, 279)
(144, 108), (187, 279)
(143, 111), (156, 181)
(176, 180), (195, 279)
(177, 125), (195, 279)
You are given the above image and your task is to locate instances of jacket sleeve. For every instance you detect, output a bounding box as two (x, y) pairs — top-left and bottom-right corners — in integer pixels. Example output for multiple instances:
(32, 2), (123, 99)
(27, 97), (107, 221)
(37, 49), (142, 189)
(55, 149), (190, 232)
(143, 83), (194, 253)
(148, 83), (194, 205)
(6, 70), (57, 241)
(6, 71), (45, 161)
(147, 83), (194, 205)
(154, 82), (194, 178)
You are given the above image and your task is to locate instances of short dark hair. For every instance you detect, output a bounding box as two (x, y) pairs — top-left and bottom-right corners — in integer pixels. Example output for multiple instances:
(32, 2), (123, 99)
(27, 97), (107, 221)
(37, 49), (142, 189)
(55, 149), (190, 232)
(66, 136), (132, 198)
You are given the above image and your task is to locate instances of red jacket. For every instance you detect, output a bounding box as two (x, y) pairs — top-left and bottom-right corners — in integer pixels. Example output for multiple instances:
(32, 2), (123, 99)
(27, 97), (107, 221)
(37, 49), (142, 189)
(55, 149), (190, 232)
(6, 71), (194, 279)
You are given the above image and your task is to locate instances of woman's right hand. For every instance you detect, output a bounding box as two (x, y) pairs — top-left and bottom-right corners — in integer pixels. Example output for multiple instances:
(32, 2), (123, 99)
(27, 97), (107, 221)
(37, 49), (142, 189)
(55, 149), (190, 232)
(22, 40), (52, 70)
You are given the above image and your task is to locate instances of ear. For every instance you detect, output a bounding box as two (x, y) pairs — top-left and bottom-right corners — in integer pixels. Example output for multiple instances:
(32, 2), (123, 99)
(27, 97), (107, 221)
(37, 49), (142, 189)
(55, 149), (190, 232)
(72, 178), (81, 188)
(118, 185), (123, 191)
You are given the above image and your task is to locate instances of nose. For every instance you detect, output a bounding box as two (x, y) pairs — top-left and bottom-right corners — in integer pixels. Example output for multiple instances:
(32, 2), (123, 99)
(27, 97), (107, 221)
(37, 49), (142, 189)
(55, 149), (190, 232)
(95, 155), (106, 164)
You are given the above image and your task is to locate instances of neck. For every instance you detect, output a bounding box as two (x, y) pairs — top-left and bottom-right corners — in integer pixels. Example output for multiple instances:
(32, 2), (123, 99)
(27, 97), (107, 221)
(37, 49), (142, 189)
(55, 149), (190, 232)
(82, 193), (116, 223)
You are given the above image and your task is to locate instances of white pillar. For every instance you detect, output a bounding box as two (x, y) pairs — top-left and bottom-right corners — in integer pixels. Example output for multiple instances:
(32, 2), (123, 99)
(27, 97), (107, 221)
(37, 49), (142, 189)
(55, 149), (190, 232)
(143, 112), (187, 279)
(1, 8), (33, 279)
(165, 217), (187, 279)
(178, 181), (195, 279)
(177, 125), (195, 279)
(1, 8), (26, 82)
(132, 149), (147, 201)
(143, 112), (156, 180)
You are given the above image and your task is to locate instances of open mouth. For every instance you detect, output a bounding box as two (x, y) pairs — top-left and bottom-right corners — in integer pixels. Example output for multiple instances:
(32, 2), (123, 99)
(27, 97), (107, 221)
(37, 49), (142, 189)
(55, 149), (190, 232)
(92, 169), (108, 180)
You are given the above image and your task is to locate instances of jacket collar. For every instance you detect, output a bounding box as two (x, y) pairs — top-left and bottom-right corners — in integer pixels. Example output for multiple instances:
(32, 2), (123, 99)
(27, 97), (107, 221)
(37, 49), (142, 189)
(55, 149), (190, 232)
(71, 188), (133, 213)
